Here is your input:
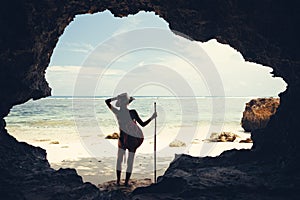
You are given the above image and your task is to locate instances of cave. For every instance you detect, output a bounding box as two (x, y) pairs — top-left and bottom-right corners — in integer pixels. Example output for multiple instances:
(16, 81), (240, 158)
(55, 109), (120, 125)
(1, 1), (299, 199)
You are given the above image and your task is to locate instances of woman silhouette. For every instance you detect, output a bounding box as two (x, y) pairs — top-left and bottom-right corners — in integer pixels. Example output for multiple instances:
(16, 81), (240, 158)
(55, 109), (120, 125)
(105, 93), (157, 186)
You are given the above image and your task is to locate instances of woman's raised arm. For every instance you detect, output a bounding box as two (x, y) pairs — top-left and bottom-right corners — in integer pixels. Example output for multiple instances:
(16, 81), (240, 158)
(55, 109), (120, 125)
(105, 97), (118, 113)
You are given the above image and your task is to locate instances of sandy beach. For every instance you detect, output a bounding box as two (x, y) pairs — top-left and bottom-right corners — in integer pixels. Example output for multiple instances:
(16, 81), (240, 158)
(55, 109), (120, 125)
(5, 97), (254, 185)
(9, 125), (252, 185)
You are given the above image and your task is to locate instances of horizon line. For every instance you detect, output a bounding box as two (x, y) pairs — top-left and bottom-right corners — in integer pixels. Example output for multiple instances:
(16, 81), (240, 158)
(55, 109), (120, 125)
(48, 95), (279, 98)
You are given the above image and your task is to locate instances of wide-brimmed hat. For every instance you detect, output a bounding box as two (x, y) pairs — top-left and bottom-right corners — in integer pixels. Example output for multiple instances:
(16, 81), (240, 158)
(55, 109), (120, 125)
(116, 93), (135, 107)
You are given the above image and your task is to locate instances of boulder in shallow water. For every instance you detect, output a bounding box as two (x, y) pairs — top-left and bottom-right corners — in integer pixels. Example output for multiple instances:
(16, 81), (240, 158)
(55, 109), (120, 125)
(239, 138), (253, 143)
(241, 97), (280, 132)
(49, 141), (59, 144)
(105, 132), (119, 139)
(208, 132), (239, 142)
(169, 140), (186, 147)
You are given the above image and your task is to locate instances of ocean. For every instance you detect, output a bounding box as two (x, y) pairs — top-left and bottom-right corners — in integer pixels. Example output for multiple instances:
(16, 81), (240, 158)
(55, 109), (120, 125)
(4, 96), (255, 183)
(5, 96), (254, 155)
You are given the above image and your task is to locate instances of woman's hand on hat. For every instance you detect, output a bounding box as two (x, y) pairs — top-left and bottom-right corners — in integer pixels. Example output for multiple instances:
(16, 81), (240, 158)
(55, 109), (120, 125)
(111, 96), (118, 101)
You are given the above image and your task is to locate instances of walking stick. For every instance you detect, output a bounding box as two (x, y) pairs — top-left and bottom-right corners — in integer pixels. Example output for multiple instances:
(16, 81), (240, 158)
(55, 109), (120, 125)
(154, 102), (157, 183)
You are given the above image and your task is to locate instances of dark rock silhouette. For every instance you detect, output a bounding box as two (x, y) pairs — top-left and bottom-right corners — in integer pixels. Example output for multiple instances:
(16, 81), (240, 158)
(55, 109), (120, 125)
(1, 0), (300, 199)
(98, 178), (152, 198)
(0, 130), (102, 200)
(241, 98), (280, 132)
(132, 152), (298, 199)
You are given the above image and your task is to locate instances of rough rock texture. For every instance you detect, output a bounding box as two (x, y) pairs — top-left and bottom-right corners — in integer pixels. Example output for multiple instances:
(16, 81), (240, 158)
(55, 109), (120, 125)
(132, 152), (299, 200)
(169, 139), (186, 147)
(239, 138), (253, 143)
(105, 132), (120, 139)
(98, 178), (152, 199)
(208, 132), (239, 142)
(1, 0), (300, 199)
(241, 98), (280, 132)
(0, 129), (103, 200)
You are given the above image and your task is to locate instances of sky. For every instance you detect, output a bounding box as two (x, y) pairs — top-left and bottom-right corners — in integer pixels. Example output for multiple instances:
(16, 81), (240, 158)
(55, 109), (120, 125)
(47, 10), (286, 97)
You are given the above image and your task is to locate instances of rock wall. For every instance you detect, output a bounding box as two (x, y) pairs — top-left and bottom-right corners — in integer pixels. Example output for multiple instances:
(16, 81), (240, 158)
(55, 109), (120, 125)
(1, 0), (300, 199)
(0, 129), (104, 199)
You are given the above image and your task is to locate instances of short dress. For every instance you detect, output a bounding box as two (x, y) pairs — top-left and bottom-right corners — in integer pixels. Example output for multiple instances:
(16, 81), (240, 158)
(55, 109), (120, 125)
(118, 110), (145, 152)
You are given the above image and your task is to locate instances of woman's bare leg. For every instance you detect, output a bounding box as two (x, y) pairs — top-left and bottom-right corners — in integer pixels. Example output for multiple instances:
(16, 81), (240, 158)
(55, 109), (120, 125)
(116, 148), (125, 185)
(125, 151), (135, 186)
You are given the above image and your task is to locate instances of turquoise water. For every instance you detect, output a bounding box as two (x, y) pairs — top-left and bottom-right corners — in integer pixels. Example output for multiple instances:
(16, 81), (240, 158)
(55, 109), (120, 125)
(3, 96), (258, 184)
(5, 96), (255, 168)
(5, 96), (254, 137)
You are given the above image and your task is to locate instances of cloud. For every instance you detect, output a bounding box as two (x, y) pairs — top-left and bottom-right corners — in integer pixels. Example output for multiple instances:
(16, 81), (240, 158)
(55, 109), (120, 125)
(47, 65), (125, 76)
(46, 65), (128, 96)
(112, 13), (143, 35)
(65, 42), (95, 53)
(198, 39), (287, 96)
(47, 65), (81, 73)
(47, 12), (286, 97)
(199, 39), (245, 63)
(112, 11), (169, 36)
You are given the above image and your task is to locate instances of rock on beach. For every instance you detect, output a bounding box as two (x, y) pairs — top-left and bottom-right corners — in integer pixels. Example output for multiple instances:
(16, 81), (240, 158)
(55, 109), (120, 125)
(241, 97), (279, 132)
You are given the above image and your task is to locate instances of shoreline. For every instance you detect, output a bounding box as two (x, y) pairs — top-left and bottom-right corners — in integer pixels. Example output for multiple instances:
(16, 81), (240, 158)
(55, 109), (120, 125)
(19, 128), (252, 185)
(6, 120), (253, 185)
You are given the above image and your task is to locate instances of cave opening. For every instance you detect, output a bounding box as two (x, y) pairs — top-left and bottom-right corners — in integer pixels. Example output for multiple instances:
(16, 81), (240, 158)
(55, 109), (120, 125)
(4, 10), (287, 185)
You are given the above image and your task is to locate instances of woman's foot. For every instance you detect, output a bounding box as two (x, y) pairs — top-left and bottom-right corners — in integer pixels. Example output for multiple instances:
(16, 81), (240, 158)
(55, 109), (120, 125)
(124, 182), (132, 187)
(116, 181), (120, 186)
(116, 170), (121, 186)
(125, 172), (131, 186)
(124, 172), (132, 187)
